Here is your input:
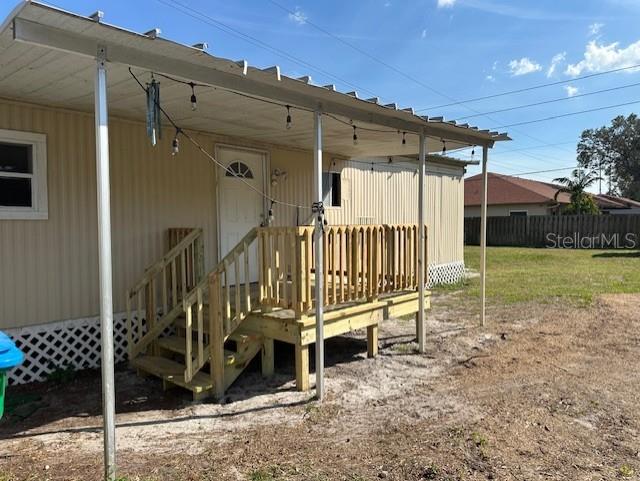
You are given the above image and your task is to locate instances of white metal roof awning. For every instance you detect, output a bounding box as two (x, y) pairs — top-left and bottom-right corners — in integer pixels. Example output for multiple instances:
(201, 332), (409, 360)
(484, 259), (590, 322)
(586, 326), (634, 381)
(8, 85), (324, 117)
(0, 1), (510, 158)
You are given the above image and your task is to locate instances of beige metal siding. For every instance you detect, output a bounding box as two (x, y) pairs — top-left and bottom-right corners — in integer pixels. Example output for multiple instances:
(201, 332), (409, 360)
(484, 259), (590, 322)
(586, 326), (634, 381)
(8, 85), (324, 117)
(324, 161), (465, 266)
(0, 100), (219, 329)
(0, 99), (465, 329)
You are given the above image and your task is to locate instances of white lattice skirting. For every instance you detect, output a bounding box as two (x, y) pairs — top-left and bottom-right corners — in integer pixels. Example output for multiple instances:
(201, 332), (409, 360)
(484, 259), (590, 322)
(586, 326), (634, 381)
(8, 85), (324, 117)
(427, 261), (466, 287)
(4, 262), (465, 386)
(4, 314), (131, 386)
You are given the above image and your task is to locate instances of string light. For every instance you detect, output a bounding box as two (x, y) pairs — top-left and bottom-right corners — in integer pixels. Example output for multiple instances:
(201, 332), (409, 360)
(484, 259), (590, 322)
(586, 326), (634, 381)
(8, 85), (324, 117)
(370, 162), (374, 173)
(189, 82), (197, 111)
(442, 140), (447, 155)
(471, 146), (476, 160)
(172, 128), (181, 155)
(353, 125), (359, 145)
(285, 105), (292, 130)
(402, 131), (406, 146)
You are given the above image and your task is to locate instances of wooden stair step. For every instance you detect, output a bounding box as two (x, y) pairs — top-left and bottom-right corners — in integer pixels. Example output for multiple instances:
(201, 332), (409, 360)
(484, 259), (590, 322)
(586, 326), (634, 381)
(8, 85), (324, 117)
(174, 317), (262, 344)
(131, 355), (213, 394)
(155, 336), (237, 365)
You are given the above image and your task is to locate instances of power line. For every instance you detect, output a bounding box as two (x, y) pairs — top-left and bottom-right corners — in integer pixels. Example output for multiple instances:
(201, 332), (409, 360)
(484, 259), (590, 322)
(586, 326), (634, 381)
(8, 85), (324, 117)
(266, 0), (451, 101)
(465, 166), (576, 179)
(454, 81), (640, 121)
(422, 63), (640, 111)
(157, 0), (579, 160)
(153, 0), (381, 99)
(492, 140), (577, 156)
(492, 99), (640, 129)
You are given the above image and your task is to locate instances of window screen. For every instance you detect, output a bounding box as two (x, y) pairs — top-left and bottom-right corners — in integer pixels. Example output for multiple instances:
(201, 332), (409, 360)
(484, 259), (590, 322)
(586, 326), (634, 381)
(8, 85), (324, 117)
(0, 142), (33, 208)
(322, 172), (341, 207)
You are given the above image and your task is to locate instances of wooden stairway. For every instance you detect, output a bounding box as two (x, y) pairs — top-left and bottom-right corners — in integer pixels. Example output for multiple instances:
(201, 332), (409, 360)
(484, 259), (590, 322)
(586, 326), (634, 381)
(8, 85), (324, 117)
(126, 227), (264, 401)
(131, 324), (263, 400)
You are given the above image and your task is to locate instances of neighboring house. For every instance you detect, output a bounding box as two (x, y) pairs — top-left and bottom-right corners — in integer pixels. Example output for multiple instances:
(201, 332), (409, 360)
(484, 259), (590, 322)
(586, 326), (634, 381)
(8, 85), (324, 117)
(464, 172), (637, 217)
(0, 2), (508, 395)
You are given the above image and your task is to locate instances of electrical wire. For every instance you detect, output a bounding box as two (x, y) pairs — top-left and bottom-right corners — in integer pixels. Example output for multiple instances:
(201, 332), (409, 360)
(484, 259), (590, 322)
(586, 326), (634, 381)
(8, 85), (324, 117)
(454, 81), (640, 121)
(139, 69), (476, 150)
(422, 63), (640, 111)
(128, 68), (310, 211)
(491, 99), (640, 129)
(152, 0), (382, 100)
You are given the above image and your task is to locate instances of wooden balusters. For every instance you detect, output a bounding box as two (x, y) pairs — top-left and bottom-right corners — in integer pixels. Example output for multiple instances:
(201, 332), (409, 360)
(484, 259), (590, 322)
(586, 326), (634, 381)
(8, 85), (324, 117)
(257, 224), (428, 318)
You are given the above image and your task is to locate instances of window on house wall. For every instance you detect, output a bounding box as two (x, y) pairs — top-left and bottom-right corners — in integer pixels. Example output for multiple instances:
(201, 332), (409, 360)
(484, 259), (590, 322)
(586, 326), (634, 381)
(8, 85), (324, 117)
(509, 210), (528, 217)
(0, 130), (48, 220)
(322, 172), (341, 207)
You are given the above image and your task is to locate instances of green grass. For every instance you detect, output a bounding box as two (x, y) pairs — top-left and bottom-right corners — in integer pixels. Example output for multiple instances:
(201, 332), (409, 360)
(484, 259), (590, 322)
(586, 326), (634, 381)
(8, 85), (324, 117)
(461, 246), (640, 305)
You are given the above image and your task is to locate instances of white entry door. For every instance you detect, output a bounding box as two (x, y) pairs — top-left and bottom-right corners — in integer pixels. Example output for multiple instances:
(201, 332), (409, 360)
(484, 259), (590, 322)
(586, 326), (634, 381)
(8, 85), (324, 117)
(218, 146), (265, 283)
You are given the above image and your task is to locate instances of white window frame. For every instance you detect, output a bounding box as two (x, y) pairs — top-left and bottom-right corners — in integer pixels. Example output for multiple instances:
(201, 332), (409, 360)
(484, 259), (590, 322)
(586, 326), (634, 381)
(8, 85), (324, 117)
(0, 129), (48, 220)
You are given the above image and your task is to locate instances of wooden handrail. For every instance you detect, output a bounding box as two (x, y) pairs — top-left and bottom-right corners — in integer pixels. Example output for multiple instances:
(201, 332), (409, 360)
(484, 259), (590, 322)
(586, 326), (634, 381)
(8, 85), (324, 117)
(126, 228), (204, 359)
(127, 228), (203, 298)
(258, 223), (428, 317)
(181, 227), (259, 384)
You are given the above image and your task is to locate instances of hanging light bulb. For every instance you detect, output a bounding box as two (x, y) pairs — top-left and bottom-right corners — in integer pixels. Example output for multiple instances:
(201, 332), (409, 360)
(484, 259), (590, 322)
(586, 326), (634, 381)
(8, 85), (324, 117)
(189, 83), (197, 111)
(172, 128), (180, 155)
(402, 132), (406, 146)
(471, 146), (476, 159)
(285, 105), (292, 130)
(442, 140), (447, 155)
(370, 163), (374, 173)
(353, 125), (359, 145)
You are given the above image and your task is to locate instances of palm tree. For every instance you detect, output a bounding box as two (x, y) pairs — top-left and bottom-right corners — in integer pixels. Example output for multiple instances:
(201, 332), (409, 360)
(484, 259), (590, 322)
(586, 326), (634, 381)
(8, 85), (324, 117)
(553, 169), (601, 215)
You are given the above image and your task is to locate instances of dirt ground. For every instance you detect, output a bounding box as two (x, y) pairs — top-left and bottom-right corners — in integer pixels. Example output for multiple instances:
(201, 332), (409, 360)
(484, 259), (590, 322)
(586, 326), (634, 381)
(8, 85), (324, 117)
(1, 291), (639, 481)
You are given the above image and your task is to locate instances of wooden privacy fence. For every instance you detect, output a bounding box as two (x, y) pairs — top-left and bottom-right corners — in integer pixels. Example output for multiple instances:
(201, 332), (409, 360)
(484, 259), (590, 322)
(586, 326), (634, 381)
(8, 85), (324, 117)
(464, 214), (640, 248)
(258, 224), (428, 316)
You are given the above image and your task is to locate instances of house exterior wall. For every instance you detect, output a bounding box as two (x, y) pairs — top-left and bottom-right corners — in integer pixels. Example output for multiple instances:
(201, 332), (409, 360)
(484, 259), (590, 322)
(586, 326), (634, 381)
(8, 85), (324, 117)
(464, 203), (551, 218)
(1, 99), (466, 332)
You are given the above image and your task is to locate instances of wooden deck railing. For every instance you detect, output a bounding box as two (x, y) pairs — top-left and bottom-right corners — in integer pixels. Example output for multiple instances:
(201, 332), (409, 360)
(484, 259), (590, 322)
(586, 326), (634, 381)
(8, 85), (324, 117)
(126, 228), (204, 357)
(258, 224), (427, 316)
(180, 227), (259, 385)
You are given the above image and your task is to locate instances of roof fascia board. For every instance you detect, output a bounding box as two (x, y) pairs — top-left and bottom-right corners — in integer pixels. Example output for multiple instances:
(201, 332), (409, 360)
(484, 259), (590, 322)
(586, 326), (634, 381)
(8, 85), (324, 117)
(0, 0), (28, 35)
(12, 16), (498, 146)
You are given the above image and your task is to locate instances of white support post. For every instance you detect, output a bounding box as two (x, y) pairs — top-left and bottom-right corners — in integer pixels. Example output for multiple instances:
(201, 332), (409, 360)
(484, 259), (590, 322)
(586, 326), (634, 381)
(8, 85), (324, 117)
(479, 145), (489, 327)
(313, 110), (325, 401)
(416, 132), (427, 353)
(94, 46), (116, 481)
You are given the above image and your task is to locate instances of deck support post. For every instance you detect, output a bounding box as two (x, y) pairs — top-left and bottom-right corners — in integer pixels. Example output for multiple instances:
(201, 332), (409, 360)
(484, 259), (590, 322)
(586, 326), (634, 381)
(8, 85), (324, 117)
(262, 338), (275, 377)
(313, 110), (325, 400)
(416, 131), (427, 353)
(480, 145), (489, 327)
(295, 344), (310, 391)
(366, 325), (378, 358)
(94, 46), (116, 481)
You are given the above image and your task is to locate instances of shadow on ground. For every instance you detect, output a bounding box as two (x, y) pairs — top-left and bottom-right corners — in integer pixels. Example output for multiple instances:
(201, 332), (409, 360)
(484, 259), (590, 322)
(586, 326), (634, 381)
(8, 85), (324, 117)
(0, 335), (377, 438)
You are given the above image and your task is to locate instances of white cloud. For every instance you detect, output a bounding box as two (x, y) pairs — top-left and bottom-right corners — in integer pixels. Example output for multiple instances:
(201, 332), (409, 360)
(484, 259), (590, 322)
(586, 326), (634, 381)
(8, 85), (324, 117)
(565, 39), (640, 76)
(287, 7), (308, 25)
(547, 52), (566, 78)
(589, 22), (604, 36)
(509, 57), (542, 76)
(421, 29), (427, 39)
(564, 85), (579, 97)
(486, 74), (495, 82)
(437, 0), (456, 7)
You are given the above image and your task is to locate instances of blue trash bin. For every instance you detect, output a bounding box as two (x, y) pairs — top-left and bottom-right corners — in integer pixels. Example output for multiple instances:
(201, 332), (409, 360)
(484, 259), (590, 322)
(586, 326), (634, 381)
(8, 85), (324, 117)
(0, 331), (24, 419)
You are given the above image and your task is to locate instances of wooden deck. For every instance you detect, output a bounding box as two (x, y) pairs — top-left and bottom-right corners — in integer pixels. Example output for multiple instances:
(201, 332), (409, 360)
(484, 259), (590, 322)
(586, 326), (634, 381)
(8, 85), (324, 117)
(126, 225), (430, 400)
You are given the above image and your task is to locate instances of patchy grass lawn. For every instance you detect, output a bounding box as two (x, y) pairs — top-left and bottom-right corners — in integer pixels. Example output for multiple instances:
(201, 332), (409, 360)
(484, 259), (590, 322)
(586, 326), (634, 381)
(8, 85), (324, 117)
(461, 246), (640, 305)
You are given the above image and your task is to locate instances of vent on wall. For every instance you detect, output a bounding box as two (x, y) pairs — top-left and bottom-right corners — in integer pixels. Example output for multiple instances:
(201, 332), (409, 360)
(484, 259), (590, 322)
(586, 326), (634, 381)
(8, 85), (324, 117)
(356, 216), (375, 225)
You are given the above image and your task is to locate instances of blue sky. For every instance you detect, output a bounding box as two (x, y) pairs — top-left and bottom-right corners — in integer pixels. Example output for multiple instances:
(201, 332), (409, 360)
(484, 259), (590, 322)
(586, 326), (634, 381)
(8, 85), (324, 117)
(2, 0), (640, 187)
